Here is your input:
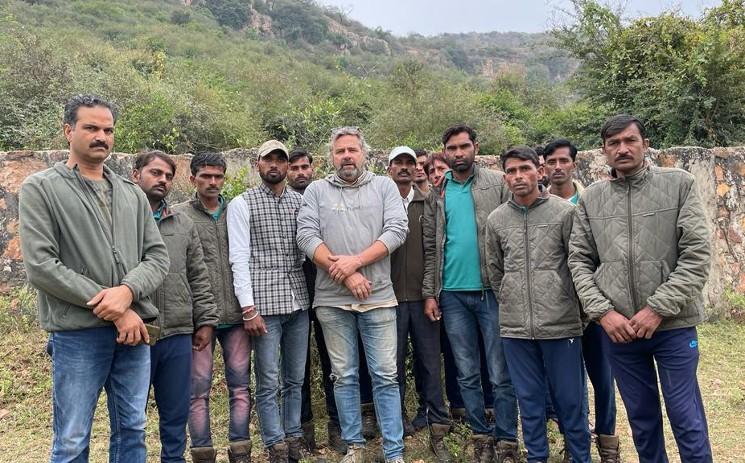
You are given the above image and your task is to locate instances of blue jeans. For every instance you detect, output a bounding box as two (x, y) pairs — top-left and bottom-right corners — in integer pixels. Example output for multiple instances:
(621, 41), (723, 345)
(503, 337), (591, 463)
(253, 310), (309, 447)
(48, 326), (150, 463)
(440, 290), (518, 440)
(150, 334), (192, 462)
(316, 306), (404, 461)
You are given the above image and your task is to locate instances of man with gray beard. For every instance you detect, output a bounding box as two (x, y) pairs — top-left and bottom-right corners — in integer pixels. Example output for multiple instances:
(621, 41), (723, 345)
(297, 127), (409, 463)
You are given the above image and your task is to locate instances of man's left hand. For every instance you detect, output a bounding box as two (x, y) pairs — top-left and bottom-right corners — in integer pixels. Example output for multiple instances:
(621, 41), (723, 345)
(192, 325), (214, 352)
(328, 255), (363, 283)
(90, 285), (134, 321)
(629, 306), (663, 339)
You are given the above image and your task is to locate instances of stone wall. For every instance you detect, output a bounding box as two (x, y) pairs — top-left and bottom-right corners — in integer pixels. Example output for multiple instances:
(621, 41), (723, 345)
(1, 147), (743, 317)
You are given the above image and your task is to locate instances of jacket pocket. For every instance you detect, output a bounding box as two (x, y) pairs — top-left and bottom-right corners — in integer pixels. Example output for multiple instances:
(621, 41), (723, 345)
(594, 261), (632, 313)
(637, 260), (664, 308)
(498, 271), (524, 331)
(162, 273), (192, 329)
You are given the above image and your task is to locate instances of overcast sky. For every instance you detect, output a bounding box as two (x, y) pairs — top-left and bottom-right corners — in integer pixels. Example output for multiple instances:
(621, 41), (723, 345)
(315, 0), (721, 35)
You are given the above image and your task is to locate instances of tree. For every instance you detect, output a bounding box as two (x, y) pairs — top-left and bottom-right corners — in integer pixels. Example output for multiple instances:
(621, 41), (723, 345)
(554, 0), (745, 147)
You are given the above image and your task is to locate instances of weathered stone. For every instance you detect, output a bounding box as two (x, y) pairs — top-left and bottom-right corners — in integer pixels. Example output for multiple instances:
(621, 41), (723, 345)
(1, 146), (743, 318)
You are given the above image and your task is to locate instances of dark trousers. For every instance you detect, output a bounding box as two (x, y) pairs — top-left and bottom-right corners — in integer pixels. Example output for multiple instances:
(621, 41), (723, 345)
(503, 337), (591, 463)
(607, 327), (712, 463)
(301, 311), (373, 425)
(545, 322), (617, 435)
(150, 334), (192, 463)
(396, 301), (449, 425)
(583, 322), (616, 435)
(441, 325), (494, 409)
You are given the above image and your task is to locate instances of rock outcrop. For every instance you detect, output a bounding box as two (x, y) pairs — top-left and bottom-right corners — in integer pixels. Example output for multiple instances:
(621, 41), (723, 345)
(1, 146), (742, 317)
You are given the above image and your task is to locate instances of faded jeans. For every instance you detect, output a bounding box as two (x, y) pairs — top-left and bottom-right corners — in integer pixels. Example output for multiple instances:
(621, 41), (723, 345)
(47, 326), (150, 463)
(189, 324), (252, 448)
(316, 306), (404, 461)
(440, 290), (518, 441)
(253, 310), (309, 447)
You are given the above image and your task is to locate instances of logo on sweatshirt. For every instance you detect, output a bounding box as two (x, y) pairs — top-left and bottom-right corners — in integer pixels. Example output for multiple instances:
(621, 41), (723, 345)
(689, 339), (698, 349)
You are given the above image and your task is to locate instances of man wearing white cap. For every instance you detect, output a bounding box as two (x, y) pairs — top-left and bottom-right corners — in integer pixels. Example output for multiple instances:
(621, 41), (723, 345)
(388, 147), (452, 462)
(227, 140), (310, 463)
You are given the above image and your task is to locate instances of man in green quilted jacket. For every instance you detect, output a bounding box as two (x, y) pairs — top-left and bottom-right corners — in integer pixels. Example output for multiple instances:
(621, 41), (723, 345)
(569, 114), (712, 463)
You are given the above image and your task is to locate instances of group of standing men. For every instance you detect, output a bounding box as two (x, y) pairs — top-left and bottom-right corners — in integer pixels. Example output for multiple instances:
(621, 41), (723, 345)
(19, 94), (713, 463)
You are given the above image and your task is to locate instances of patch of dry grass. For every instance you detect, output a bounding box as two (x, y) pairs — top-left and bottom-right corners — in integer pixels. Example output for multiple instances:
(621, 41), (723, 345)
(1, 312), (743, 462)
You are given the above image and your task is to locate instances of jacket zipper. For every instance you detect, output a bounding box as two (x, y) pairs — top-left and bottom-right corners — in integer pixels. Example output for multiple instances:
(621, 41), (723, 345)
(523, 207), (535, 339)
(627, 183), (640, 310)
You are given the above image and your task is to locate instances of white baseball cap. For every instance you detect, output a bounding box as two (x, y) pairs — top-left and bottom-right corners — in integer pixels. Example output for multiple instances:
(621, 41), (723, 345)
(388, 146), (416, 165)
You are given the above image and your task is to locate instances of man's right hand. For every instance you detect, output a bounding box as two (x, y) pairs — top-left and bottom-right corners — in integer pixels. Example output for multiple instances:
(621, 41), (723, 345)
(599, 309), (637, 343)
(424, 297), (441, 321)
(113, 309), (149, 346)
(344, 272), (372, 301)
(243, 311), (268, 337)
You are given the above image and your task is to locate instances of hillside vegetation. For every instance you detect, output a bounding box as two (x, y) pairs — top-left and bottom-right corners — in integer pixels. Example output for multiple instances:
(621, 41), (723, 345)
(1, 0), (744, 155)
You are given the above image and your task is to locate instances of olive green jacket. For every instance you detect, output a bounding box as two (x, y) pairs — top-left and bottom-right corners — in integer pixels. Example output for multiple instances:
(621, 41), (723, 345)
(154, 207), (219, 339)
(19, 163), (169, 332)
(422, 165), (510, 300)
(486, 194), (583, 339)
(175, 195), (242, 325)
(569, 164), (711, 330)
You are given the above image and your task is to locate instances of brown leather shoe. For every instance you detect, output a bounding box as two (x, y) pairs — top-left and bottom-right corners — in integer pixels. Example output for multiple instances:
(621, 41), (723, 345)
(472, 434), (495, 463)
(228, 440), (252, 463)
(597, 434), (622, 463)
(191, 447), (217, 463)
(267, 441), (289, 463)
(429, 423), (452, 463)
(494, 439), (520, 463)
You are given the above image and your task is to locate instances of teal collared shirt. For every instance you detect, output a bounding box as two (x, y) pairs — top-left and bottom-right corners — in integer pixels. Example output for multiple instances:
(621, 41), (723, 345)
(442, 171), (483, 291)
(210, 196), (226, 221)
(152, 200), (168, 223)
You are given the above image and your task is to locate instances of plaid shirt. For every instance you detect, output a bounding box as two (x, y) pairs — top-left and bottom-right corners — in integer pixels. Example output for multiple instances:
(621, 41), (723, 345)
(227, 183), (309, 316)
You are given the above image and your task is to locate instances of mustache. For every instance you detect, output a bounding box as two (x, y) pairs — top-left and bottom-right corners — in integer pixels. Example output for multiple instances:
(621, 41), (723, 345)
(90, 141), (109, 149)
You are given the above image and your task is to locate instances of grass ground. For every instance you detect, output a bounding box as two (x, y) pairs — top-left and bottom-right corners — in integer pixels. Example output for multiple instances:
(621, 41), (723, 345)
(1, 292), (743, 462)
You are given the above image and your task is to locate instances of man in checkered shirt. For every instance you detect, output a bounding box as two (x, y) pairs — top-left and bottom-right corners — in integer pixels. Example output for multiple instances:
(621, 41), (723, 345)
(227, 140), (310, 463)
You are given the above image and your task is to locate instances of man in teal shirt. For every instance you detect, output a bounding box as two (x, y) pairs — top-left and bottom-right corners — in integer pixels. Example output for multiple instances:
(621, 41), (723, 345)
(422, 125), (519, 463)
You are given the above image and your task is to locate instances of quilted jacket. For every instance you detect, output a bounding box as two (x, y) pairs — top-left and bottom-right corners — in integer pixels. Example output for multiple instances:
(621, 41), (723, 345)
(422, 165), (510, 300)
(175, 195), (243, 325)
(154, 207), (219, 339)
(486, 193), (583, 339)
(569, 164), (711, 330)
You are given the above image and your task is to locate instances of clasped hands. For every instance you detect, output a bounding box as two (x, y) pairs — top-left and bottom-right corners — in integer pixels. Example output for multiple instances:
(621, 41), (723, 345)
(88, 285), (149, 346)
(600, 306), (663, 343)
(329, 254), (371, 301)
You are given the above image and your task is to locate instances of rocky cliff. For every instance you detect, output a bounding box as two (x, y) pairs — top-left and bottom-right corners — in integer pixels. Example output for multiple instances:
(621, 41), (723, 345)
(1, 147), (742, 317)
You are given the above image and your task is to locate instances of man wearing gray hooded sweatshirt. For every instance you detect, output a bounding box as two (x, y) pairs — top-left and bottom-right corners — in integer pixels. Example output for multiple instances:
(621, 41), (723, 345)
(296, 126), (409, 463)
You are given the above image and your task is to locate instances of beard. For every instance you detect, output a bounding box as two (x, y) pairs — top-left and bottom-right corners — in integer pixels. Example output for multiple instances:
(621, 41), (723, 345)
(260, 170), (286, 185)
(337, 164), (362, 182)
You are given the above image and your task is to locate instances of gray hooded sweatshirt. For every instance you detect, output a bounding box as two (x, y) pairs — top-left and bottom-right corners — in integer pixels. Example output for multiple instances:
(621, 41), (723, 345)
(296, 170), (409, 308)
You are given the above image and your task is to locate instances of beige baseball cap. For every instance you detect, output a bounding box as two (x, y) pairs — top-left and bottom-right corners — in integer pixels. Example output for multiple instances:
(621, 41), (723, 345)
(258, 140), (289, 160)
